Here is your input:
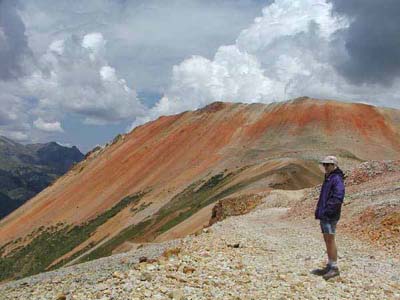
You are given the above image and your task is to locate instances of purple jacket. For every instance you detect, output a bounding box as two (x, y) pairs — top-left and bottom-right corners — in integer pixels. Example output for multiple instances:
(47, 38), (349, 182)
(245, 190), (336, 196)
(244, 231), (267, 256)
(315, 167), (345, 221)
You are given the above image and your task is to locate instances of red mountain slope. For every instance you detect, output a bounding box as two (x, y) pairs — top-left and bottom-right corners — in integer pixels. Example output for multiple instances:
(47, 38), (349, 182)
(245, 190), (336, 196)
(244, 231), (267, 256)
(1, 97), (400, 281)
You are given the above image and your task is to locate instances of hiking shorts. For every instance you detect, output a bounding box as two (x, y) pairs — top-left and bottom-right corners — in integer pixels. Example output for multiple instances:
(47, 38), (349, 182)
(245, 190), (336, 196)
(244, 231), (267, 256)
(320, 219), (338, 234)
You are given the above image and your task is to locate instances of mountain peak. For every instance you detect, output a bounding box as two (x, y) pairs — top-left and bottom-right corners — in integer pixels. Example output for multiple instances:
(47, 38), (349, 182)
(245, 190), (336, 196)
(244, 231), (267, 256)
(1, 97), (400, 282)
(0, 137), (84, 220)
(195, 101), (229, 114)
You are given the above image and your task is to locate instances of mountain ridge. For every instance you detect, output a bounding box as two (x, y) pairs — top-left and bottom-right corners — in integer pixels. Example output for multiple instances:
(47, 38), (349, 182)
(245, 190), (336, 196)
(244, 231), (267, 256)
(1, 97), (400, 281)
(0, 137), (84, 219)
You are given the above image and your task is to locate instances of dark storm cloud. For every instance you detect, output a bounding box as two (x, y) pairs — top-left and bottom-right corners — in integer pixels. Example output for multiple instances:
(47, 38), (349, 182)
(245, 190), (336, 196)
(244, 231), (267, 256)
(0, 0), (31, 80)
(329, 0), (400, 85)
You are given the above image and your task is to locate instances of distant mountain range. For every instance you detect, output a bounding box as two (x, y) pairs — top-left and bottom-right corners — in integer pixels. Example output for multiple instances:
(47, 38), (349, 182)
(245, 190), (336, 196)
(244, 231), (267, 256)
(2, 97), (400, 282)
(0, 136), (84, 219)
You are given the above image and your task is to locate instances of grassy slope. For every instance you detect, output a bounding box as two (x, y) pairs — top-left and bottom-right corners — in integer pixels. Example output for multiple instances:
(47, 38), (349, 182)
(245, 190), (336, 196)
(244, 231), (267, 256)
(0, 191), (147, 281)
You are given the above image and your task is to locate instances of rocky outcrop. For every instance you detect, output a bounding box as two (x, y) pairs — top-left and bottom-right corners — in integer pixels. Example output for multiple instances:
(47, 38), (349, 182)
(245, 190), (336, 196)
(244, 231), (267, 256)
(208, 194), (264, 226)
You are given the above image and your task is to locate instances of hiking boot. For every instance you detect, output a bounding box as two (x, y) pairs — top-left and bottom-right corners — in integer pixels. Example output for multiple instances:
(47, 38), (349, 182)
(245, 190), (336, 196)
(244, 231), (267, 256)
(322, 266), (340, 280)
(310, 264), (331, 276)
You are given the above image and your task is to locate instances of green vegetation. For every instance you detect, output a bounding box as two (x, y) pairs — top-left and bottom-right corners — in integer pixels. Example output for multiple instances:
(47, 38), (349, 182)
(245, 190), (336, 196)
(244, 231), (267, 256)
(49, 237), (107, 270)
(77, 167), (251, 262)
(77, 218), (153, 263)
(0, 190), (147, 281)
(130, 201), (152, 213)
(1, 163), (303, 281)
(154, 163), (316, 237)
(196, 173), (225, 191)
(153, 171), (237, 234)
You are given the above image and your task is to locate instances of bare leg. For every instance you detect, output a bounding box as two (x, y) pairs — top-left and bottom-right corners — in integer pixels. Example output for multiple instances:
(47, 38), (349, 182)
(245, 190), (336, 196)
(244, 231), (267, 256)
(321, 233), (341, 279)
(311, 233), (339, 276)
(311, 234), (338, 275)
(323, 233), (337, 262)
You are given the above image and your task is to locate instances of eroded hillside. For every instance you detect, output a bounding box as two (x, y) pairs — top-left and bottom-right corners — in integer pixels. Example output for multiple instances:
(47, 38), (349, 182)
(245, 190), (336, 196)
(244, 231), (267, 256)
(1, 97), (400, 281)
(1, 160), (399, 299)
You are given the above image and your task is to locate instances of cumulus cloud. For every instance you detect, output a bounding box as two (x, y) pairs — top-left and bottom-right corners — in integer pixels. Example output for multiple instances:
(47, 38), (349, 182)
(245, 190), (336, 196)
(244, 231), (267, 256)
(19, 0), (268, 93)
(1, 27), (147, 142)
(2, 0), (400, 150)
(82, 32), (105, 52)
(48, 39), (64, 55)
(1, 0), (269, 146)
(82, 32), (106, 61)
(131, 0), (400, 129)
(33, 117), (63, 132)
(100, 66), (118, 82)
(132, 0), (345, 122)
(24, 32), (147, 125)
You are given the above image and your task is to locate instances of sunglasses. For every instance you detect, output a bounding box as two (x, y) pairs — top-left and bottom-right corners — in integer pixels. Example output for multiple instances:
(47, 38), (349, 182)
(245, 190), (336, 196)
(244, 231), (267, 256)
(322, 163), (333, 167)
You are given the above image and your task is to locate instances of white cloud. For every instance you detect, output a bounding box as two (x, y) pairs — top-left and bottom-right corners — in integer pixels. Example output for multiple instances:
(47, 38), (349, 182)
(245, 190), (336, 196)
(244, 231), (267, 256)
(130, 0), (400, 130)
(33, 117), (63, 132)
(19, 0), (268, 92)
(2, 0), (400, 148)
(48, 39), (64, 55)
(82, 32), (106, 61)
(82, 32), (105, 52)
(1, 0), (268, 145)
(236, 0), (347, 53)
(1, 26), (148, 143)
(168, 45), (274, 108)
(24, 32), (147, 125)
(100, 66), (117, 82)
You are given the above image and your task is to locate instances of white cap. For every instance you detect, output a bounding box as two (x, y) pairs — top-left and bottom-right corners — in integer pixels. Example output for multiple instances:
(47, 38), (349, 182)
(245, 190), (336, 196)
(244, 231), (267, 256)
(319, 155), (338, 166)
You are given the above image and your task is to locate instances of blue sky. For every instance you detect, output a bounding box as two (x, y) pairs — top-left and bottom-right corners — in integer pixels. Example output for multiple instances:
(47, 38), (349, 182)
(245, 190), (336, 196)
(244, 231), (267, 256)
(1, 0), (400, 153)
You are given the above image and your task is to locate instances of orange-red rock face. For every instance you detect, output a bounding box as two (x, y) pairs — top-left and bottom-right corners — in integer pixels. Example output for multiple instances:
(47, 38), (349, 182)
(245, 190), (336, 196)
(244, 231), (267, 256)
(1, 97), (400, 266)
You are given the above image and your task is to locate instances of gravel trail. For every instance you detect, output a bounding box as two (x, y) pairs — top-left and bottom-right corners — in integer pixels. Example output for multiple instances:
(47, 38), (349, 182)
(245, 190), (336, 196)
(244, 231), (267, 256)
(1, 205), (399, 299)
